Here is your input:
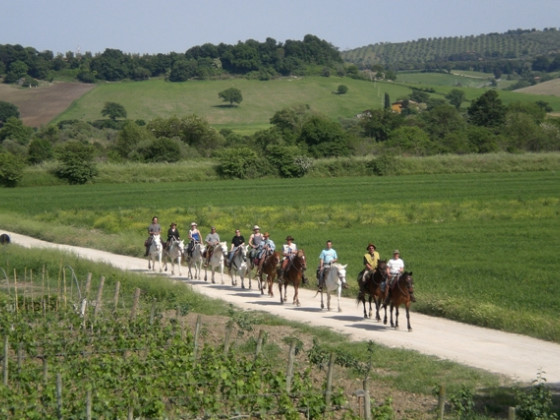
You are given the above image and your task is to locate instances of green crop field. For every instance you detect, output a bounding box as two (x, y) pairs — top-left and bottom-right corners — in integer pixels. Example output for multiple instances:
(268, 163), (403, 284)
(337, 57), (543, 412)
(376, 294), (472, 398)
(1, 171), (559, 342)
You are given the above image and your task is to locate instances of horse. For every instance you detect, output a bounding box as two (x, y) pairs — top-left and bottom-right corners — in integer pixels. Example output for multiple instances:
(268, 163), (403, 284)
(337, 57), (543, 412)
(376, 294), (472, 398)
(185, 242), (204, 280)
(204, 241), (228, 284)
(317, 263), (347, 312)
(279, 249), (307, 306)
(245, 247), (261, 289)
(163, 238), (185, 276)
(357, 260), (388, 321)
(385, 271), (415, 331)
(258, 251), (281, 296)
(147, 234), (163, 272)
(228, 244), (248, 288)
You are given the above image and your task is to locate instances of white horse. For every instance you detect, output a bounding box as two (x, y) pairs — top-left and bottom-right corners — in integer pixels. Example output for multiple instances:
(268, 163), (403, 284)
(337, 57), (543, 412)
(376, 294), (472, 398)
(163, 238), (185, 276)
(228, 244), (248, 288)
(317, 263), (348, 312)
(186, 242), (204, 280)
(147, 234), (163, 272)
(204, 241), (228, 284)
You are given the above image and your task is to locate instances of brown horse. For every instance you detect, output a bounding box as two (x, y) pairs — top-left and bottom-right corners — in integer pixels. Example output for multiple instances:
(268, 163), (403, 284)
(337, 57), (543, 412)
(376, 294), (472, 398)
(279, 249), (306, 306)
(357, 260), (388, 321)
(385, 271), (415, 331)
(259, 251), (281, 297)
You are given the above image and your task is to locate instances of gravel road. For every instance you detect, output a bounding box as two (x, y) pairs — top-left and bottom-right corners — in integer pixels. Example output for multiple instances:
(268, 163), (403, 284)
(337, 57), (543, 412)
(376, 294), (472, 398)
(4, 231), (559, 388)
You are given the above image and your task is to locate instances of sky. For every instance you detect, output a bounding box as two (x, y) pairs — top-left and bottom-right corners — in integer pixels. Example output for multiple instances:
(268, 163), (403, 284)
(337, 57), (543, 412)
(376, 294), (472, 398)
(2, 0), (560, 55)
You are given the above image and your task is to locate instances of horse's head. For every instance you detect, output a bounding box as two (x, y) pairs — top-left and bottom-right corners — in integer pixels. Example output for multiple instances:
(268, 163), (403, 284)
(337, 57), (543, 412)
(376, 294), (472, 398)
(333, 263), (347, 283)
(401, 271), (414, 294)
(177, 240), (185, 253)
(153, 234), (162, 250)
(377, 260), (387, 273)
(296, 249), (307, 269)
(218, 241), (228, 255)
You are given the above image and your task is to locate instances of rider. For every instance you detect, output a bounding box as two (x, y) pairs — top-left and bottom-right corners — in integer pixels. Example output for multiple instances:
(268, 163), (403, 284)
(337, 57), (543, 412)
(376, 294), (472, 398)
(166, 222), (181, 249)
(318, 240), (347, 290)
(279, 235), (297, 282)
(384, 249), (406, 304)
(204, 226), (220, 266)
(359, 243), (379, 290)
(248, 225), (264, 263)
(227, 228), (245, 272)
(187, 222), (202, 257)
(256, 232), (275, 275)
(145, 216), (161, 256)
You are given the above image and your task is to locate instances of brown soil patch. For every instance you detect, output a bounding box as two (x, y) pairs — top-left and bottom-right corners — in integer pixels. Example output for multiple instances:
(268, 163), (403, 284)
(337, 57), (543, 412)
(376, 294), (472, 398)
(515, 78), (560, 97)
(0, 81), (94, 127)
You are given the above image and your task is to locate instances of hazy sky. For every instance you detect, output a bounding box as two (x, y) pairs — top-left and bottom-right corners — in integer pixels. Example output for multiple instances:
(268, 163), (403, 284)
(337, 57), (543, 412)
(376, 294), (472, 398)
(2, 0), (559, 55)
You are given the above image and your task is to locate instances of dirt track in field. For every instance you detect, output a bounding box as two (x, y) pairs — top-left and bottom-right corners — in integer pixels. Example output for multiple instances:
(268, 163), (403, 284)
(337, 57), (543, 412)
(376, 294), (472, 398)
(3, 230), (560, 389)
(0, 82), (94, 127)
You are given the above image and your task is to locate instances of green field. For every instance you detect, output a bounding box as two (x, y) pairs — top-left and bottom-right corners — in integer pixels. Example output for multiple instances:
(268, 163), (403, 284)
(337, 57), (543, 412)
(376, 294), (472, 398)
(54, 77), (410, 133)
(1, 170), (559, 342)
(51, 75), (560, 134)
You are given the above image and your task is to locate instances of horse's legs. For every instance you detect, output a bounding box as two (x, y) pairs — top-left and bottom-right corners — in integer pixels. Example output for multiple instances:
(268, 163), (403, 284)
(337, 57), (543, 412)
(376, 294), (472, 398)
(320, 291), (325, 310)
(406, 303), (412, 331)
(336, 287), (342, 312)
(369, 296), (374, 319)
(360, 295), (368, 319)
(293, 285), (300, 307)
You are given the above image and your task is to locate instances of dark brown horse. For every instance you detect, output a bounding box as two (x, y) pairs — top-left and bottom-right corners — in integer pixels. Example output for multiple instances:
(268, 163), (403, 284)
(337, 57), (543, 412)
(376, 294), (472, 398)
(279, 249), (306, 306)
(259, 251), (281, 297)
(357, 260), (388, 321)
(385, 271), (415, 331)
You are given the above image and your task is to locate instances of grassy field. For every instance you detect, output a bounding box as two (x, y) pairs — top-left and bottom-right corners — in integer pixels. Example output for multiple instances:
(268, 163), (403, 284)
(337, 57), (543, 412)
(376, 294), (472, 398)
(53, 77), (410, 133)
(48, 75), (560, 135)
(1, 169), (559, 343)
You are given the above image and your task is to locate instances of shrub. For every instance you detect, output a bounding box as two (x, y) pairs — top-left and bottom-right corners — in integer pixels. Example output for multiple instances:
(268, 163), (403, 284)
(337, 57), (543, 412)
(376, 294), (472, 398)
(54, 141), (98, 184)
(515, 373), (558, 420)
(216, 147), (269, 179)
(0, 152), (25, 187)
(28, 138), (54, 164)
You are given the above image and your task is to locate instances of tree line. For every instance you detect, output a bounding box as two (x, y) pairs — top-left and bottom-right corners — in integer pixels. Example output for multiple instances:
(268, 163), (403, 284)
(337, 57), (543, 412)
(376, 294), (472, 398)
(0, 34), (344, 85)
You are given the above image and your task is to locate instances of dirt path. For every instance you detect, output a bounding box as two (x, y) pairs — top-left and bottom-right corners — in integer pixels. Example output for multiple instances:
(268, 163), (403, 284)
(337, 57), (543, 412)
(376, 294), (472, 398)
(4, 231), (560, 388)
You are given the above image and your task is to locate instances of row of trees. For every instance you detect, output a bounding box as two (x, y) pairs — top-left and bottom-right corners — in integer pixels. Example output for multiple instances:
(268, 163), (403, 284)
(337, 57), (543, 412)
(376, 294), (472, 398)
(1, 88), (559, 186)
(0, 35), (344, 85)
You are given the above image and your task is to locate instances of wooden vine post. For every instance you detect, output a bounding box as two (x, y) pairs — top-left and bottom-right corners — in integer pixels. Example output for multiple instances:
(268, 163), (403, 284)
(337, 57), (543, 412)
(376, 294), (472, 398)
(93, 276), (105, 319)
(325, 352), (335, 409)
(286, 341), (296, 393)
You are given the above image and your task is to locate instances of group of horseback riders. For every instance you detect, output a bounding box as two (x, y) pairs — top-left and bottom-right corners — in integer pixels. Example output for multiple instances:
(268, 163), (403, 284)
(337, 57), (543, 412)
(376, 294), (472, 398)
(144, 217), (411, 301)
(358, 243), (415, 303)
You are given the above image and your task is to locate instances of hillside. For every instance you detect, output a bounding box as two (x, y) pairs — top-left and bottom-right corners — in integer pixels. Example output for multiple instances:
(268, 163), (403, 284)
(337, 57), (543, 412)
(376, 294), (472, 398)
(342, 28), (560, 69)
(0, 81), (94, 127)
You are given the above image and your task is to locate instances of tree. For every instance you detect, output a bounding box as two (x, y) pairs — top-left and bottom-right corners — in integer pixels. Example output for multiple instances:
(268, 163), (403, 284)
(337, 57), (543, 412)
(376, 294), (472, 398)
(55, 141), (98, 184)
(101, 102), (127, 121)
(467, 90), (506, 128)
(336, 85), (348, 95)
(0, 152), (25, 187)
(218, 87), (243, 106)
(298, 115), (350, 157)
(446, 89), (466, 109)
(28, 138), (54, 164)
(0, 101), (20, 128)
